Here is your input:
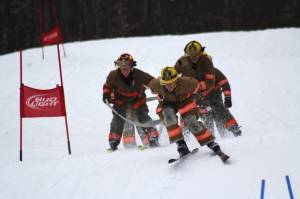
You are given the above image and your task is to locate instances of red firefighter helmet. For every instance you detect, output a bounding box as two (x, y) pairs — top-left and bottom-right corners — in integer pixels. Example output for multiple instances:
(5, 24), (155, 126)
(114, 53), (137, 68)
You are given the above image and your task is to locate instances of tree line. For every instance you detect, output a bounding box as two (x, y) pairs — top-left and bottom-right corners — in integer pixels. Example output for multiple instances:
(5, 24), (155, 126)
(0, 0), (299, 55)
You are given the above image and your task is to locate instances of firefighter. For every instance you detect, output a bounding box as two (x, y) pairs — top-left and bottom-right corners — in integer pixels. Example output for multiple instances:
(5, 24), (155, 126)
(102, 53), (160, 151)
(174, 40), (215, 97)
(176, 40), (241, 137)
(149, 66), (226, 157)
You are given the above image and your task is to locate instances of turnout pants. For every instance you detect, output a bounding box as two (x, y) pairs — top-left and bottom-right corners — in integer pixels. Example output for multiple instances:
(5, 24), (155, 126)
(108, 104), (159, 148)
(159, 105), (215, 146)
(200, 91), (239, 136)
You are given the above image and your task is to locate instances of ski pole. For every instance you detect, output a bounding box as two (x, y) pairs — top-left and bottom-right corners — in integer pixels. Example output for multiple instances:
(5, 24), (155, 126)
(105, 100), (161, 127)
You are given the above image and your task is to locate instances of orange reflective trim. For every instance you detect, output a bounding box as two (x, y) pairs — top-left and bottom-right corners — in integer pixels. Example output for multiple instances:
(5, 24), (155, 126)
(200, 81), (207, 90)
(217, 79), (228, 86)
(132, 98), (146, 109)
(223, 90), (231, 96)
(109, 132), (122, 140)
(156, 107), (162, 113)
(142, 137), (149, 145)
(205, 74), (215, 80)
(118, 89), (139, 98)
(168, 127), (182, 138)
(178, 101), (197, 115)
(224, 118), (237, 129)
(123, 136), (136, 144)
(196, 129), (212, 142)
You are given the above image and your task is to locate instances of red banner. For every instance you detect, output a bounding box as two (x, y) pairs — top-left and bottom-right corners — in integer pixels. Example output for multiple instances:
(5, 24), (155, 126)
(40, 26), (62, 46)
(20, 84), (66, 118)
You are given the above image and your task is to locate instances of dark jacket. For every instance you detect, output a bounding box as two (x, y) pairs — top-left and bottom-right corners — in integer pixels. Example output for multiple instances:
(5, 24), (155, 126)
(174, 55), (215, 92)
(103, 68), (154, 109)
(149, 77), (200, 115)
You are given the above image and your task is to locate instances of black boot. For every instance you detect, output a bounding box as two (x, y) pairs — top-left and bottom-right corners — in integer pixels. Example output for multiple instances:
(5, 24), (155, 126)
(149, 137), (160, 147)
(176, 140), (190, 157)
(109, 141), (119, 151)
(207, 141), (221, 155)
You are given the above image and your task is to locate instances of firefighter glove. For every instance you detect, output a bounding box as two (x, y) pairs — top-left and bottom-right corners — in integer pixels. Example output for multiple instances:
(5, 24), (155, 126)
(224, 96), (232, 108)
(103, 94), (112, 104)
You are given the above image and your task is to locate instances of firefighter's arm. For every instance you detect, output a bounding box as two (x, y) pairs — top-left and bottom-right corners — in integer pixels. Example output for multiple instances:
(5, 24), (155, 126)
(102, 72), (114, 103)
(203, 57), (215, 91)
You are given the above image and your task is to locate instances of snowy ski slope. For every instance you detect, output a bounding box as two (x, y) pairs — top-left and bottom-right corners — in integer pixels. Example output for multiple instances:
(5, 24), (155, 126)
(0, 28), (299, 199)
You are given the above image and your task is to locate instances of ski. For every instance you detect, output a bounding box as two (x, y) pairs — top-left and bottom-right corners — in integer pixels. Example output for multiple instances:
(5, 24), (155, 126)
(217, 151), (230, 162)
(168, 148), (199, 164)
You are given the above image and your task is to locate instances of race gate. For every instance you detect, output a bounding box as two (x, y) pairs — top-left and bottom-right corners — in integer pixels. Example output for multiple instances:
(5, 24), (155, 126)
(19, 46), (71, 162)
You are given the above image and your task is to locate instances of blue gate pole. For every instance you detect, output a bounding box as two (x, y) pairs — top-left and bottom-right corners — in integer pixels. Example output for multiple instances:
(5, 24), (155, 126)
(260, 179), (266, 199)
(285, 175), (294, 199)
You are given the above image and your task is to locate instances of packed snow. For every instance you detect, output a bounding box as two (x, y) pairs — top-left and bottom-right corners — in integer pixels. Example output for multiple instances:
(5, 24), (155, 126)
(0, 28), (299, 199)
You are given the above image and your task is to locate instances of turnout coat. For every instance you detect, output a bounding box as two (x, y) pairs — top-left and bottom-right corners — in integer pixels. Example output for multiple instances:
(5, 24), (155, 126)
(149, 76), (200, 116)
(103, 68), (154, 110)
(174, 55), (215, 93)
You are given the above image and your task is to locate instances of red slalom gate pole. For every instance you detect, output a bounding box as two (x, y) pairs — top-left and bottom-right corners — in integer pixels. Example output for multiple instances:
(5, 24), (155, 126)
(37, 6), (45, 59)
(56, 44), (71, 154)
(52, 0), (66, 57)
(19, 49), (23, 161)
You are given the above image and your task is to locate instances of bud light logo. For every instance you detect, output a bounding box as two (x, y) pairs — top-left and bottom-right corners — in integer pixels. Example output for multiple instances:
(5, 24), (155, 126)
(26, 94), (60, 110)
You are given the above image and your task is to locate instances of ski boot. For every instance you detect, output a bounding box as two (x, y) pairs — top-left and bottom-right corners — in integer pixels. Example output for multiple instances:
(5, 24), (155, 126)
(176, 140), (190, 157)
(207, 141), (230, 162)
(207, 141), (221, 155)
(109, 141), (119, 151)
